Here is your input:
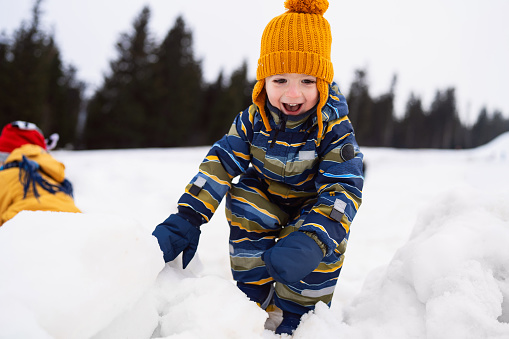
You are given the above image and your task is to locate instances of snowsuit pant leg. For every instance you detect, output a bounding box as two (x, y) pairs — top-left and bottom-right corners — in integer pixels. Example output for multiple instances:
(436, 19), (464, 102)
(226, 174), (289, 286)
(226, 174), (346, 316)
(273, 200), (346, 316)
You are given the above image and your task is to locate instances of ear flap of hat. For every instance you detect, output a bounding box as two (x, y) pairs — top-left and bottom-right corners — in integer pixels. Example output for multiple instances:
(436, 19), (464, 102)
(252, 79), (272, 132)
(316, 78), (330, 145)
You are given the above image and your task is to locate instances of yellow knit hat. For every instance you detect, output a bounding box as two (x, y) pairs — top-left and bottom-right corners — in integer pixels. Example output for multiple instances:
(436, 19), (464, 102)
(252, 0), (333, 142)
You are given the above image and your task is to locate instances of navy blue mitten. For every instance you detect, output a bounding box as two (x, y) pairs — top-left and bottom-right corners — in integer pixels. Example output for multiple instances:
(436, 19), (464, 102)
(262, 231), (324, 285)
(152, 214), (201, 268)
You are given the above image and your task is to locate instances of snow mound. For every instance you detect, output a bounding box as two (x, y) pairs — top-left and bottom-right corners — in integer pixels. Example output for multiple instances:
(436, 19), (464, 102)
(479, 131), (509, 151)
(342, 186), (509, 338)
(0, 211), (164, 339)
(1, 145), (509, 338)
(150, 264), (268, 339)
(470, 131), (509, 162)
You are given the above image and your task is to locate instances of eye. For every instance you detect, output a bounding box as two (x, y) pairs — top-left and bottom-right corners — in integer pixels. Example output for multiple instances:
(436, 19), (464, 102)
(272, 78), (287, 84)
(302, 78), (316, 84)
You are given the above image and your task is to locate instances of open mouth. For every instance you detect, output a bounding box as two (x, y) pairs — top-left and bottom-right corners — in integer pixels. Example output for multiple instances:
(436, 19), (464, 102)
(283, 103), (303, 114)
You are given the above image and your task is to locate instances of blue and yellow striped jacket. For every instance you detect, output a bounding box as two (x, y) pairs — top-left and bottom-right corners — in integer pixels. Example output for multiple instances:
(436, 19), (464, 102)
(178, 82), (364, 255)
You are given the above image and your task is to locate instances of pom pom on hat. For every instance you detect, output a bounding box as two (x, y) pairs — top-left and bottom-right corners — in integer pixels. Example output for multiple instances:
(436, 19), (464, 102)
(284, 0), (329, 15)
(0, 121), (47, 153)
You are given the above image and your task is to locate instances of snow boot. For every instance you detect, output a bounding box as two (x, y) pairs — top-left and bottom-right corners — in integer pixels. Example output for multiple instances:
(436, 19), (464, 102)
(264, 303), (283, 331)
(237, 282), (274, 309)
(275, 311), (302, 335)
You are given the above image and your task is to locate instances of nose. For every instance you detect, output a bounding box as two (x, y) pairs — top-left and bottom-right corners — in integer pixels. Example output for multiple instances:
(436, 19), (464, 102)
(285, 82), (301, 98)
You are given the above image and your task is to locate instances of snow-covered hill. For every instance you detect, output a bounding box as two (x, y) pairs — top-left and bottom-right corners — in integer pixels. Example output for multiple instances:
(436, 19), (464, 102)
(1, 134), (509, 338)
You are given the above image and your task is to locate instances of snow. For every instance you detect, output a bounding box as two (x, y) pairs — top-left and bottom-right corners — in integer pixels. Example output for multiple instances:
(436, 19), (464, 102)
(1, 133), (509, 338)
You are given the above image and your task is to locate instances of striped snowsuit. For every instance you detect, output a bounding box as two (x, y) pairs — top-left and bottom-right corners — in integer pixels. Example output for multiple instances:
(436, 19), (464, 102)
(177, 82), (364, 315)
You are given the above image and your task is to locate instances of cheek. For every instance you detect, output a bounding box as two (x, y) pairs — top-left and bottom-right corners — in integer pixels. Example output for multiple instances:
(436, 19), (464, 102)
(306, 88), (319, 106)
(266, 88), (280, 106)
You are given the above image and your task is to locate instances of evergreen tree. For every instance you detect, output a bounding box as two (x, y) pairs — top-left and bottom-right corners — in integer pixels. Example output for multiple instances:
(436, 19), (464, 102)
(205, 61), (255, 143)
(470, 108), (491, 147)
(0, 34), (11, 122)
(0, 0), (83, 147)
(470, 108), (509, 148)
(226, 61), (254, 116)
(428, 88), (461, 148)
(151, 16), (203, 147)
(370, 75), (397, 147)
(490, 110), (509, 142)
(53, 65), (85, 147)
(84, 6), (156, 149)
(200, 71), (226, 144)
(347, 69), (373, 146)
(398, 94), (428, 148)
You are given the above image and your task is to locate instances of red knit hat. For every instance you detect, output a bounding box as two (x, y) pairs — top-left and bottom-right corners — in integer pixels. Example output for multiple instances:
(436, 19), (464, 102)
(0, 121), (47, 153)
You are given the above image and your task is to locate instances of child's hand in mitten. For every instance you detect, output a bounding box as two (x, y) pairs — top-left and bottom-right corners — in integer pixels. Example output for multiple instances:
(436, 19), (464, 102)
(152, 214), (201, 269)
(262, 231), (324, 285)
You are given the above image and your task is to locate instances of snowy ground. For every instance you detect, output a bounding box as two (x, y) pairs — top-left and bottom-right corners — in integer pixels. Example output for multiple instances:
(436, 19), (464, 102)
(1, 133), (509, 339)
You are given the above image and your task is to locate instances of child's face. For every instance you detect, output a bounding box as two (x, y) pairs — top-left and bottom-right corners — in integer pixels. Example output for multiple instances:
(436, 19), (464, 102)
(265, 73), (319, 116)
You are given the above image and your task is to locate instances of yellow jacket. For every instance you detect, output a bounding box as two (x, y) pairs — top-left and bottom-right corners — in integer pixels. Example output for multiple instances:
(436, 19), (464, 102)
(0, 144), (81, 226)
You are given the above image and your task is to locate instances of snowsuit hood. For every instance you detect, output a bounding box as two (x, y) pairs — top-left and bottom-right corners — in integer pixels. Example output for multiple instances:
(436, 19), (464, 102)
(6, 144), (66, 182)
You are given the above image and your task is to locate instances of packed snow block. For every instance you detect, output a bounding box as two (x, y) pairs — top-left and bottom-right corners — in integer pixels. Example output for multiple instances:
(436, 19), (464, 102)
(0, 296), (54, 339)
(0, 211), (165, 339)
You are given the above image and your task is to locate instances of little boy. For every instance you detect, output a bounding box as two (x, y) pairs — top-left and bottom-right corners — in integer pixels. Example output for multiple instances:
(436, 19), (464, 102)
(0, 121), (80, 226)
(153, 0), (364, 335)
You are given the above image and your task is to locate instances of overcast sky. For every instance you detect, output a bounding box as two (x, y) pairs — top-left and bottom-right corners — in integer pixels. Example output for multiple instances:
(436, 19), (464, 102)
(1, 0), (508, 124)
